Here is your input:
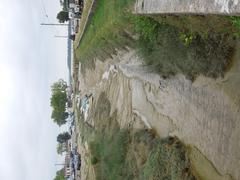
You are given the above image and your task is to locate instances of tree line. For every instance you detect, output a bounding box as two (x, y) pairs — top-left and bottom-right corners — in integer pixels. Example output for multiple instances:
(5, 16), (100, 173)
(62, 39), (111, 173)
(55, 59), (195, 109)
(51, 79), (72, 180)
(50, 79), (68, 126)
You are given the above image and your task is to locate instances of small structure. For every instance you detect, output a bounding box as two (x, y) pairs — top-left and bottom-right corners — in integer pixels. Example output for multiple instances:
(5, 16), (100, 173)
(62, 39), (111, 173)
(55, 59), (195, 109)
(64, 152), (72, 178)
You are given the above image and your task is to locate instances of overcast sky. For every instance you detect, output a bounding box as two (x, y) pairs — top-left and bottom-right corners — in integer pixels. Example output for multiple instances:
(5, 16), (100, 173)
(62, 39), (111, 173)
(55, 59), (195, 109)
(0, 0), (69, 179)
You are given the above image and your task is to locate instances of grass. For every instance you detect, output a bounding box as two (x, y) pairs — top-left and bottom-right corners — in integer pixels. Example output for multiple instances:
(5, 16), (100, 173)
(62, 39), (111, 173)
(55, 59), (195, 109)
(141, 137), (195, 180)
(74, 0), (95, 48)
(134, 16), (236, 80)
(83, 92), (196, 180)
(75, 0), (239, 80)
(87, 92), (132, 180)
(89, 129), (130, 180)
(229, 16), (240, 37)
(75, 0), (135, 73)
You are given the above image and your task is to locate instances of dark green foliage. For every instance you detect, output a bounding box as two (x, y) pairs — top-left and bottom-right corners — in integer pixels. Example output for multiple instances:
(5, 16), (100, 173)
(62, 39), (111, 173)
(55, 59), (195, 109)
(134, 16), (235, 80)
(57, 11), (69, 23)
(142, 137), (195, 180)
(91, 156), (99, 165)
(57, 132), (71, 144)
(51, 110), (68, 126)
(133, 16), (158, 42)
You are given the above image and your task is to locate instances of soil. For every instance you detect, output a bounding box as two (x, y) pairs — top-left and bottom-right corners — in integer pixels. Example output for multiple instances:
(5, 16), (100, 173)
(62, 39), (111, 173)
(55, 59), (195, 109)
(75, 42), (240, 179)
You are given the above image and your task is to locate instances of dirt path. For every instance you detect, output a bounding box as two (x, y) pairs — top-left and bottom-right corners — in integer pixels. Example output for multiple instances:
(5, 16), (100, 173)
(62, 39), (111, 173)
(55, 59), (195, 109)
(77, 43), (240, 179)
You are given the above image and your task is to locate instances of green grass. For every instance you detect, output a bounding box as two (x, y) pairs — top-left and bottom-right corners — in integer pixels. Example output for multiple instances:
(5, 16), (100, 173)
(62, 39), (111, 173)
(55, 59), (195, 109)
(75, 0), (239, 80)
(133, 15), (236, 80)
(76, 0), (135, 73)
(89, 130), (130, 180)
(88, 92), (132, 180)
(84, 93), (196, 180)
(74, 0), (95, 48)
(142, 137), (195, 180)
(230, 16), (240, 28)
(229, 16), (240, 37)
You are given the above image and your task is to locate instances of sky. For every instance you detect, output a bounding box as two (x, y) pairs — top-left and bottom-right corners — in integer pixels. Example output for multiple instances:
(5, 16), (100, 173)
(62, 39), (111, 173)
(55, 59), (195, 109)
(0, 0), (69, 179)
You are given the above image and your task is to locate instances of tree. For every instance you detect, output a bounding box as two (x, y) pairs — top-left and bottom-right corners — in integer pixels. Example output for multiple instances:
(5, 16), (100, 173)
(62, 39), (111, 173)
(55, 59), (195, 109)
(51, 110), (67, 126)
(51, 79), (67, 93)
(54, 168), (65, 180)
(50, 80), (68, 126)
(57, 132), (71, 144)
(57, 11), (69, 23)
(57, 143), (67, 155)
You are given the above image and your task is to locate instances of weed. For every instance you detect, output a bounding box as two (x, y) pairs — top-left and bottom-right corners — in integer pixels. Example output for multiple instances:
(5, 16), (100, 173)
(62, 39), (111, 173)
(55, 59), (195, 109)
(229, 16), (240, 37)
(142, 137), (196, 180)
(133, 16), (158, 42)
(134, 16), (235, 80)
(179, 32), (196, 47)
(82, 93), (197, 180)
(76, 0), (238, 80)
(230, 16), (240, 29)
(91, 156), (99, 165)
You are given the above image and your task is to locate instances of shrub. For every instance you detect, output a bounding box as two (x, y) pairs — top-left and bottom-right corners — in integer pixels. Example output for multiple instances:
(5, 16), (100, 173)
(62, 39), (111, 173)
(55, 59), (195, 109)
(91, 156), (99, 165)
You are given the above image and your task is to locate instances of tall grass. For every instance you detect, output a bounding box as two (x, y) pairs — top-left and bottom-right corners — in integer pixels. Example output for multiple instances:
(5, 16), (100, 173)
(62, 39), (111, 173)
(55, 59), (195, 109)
(133, 16), (235, 80)
(76, 0), (238, 80)
(76, 0), (135, 72)
(86, 93), (196, 180)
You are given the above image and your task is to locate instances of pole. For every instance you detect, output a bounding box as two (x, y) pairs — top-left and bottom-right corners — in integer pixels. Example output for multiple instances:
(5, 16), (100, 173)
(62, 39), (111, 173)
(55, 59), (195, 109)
(41, 23), (68, 26)
(54, 35), (68, 38)
(54, 163), (66, 166)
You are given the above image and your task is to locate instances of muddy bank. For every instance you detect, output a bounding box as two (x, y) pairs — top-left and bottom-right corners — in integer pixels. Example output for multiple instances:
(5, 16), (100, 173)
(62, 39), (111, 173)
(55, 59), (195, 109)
(77, 41), (240, 179)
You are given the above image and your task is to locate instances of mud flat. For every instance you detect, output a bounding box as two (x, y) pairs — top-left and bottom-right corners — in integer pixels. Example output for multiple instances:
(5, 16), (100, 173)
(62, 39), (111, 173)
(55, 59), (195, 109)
(77, 41), (240, 179)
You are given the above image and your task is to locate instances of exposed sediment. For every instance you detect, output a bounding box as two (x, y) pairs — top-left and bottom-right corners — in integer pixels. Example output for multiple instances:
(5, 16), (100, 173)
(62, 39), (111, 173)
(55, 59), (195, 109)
(78, 44), (240, 179)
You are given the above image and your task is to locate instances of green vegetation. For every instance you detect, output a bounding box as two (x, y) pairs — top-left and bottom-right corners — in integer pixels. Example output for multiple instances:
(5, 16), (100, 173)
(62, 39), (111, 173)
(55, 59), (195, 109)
(57, 11), (69, 23)
(53, 168), (65, 180)
(75, 0), (135, 72)
(230, 16), (240, 29)
(80, 92), (196, 180)
(74, 0), (94, 47)
(91, 156), (99, 165)
(89, 130), (130, 180)
(76, 0), (239, 80)
(133, 16), (235, 79)
(50, 79), (68, 126)
(141, 137), (195, 180)
(88, 93), (130, 179)
(57, 132), (71, 144)
(229, 16), (240, 37)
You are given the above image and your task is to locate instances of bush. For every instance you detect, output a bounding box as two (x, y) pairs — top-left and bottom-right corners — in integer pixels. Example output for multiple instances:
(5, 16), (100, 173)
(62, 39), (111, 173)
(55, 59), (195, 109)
(142, 137), (195, 180)
(91, 156), (99, 165)
(133, 16), (235, 80)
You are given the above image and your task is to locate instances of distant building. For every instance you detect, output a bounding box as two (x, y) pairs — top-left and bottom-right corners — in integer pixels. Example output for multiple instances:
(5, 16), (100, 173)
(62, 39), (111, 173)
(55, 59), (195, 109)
(64, 151), (72, 178)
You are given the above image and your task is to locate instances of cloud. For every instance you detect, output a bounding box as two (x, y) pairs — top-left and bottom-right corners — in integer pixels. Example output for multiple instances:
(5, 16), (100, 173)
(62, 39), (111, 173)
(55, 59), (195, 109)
(0, 0), (68, 179)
